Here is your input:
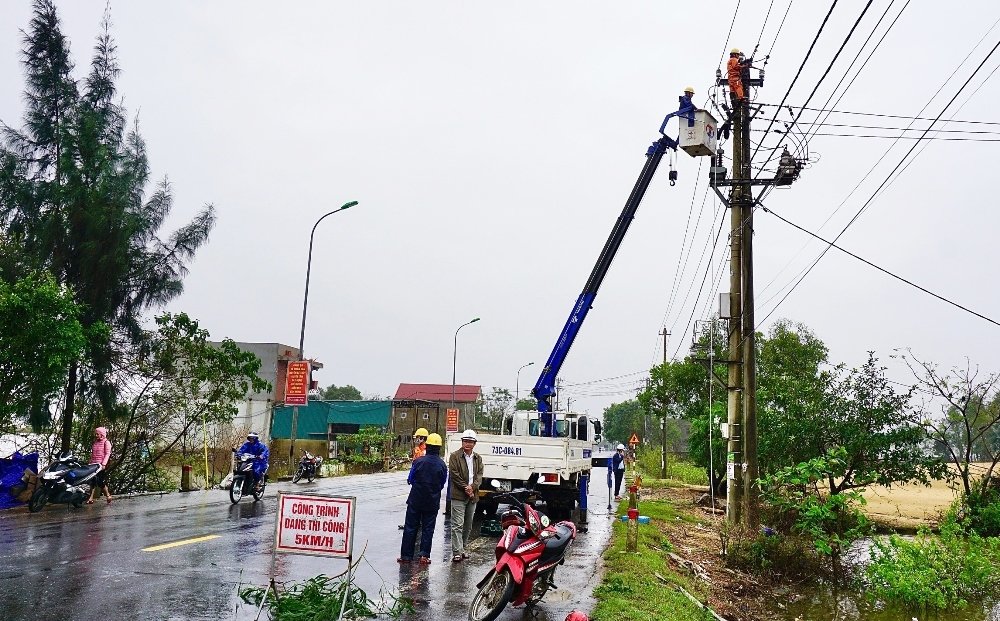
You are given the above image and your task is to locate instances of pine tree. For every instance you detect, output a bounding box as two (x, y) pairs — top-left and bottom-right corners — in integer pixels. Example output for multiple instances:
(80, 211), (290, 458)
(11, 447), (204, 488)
(0, 1), (216, 448)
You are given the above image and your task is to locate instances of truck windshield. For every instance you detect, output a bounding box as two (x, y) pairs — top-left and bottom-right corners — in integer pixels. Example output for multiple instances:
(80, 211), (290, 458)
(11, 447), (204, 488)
(555, 420), (568, 437)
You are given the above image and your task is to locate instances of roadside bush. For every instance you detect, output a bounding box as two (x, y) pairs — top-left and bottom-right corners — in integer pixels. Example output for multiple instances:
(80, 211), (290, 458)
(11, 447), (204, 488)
(636, 447), (709, 486)
(955, 475), (1000, 537)
(722, 522), (819, 579)
(864, 519), (1000, 611)
(758, 447), (872, 574)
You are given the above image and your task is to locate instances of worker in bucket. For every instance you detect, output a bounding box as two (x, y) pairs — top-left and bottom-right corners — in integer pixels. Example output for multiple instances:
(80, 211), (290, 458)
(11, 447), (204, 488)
(678, 87), (696, 126)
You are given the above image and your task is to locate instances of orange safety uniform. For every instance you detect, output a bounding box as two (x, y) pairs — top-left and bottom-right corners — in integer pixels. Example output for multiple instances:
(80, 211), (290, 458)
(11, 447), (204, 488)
(412, 442), (426, 460)
(727, 56), (745, 100)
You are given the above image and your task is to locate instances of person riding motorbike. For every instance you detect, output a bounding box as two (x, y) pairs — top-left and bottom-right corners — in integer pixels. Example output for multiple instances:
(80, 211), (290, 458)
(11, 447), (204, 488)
(236, 432), (269, 489)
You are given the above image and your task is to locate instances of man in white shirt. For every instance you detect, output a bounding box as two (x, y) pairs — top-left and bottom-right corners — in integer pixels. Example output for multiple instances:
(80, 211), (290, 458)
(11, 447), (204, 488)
(448, 429), (483, 563)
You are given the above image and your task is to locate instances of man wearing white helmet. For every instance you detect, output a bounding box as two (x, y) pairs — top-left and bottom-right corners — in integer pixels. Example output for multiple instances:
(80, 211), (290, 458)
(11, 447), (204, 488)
(448, 429), (483, 563)
(612, 444), (626, 501)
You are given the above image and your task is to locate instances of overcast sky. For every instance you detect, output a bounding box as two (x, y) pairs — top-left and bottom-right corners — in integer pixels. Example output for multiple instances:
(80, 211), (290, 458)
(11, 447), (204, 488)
(2, 1), (999, 418)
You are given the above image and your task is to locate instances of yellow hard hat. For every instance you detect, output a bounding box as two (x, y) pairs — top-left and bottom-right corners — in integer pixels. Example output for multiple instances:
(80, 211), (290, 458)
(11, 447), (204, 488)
(425, 433), (443, 446)
(730, 48), (741, 55)
(684, 86), (695, 94)
(414, 427), (429, 438)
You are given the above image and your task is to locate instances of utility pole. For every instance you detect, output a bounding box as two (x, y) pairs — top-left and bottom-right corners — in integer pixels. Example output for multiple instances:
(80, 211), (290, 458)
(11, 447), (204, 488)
(725, 97), (745, 525)
(659, 329), (670, 364)
(711, 58), (799, 526)
(742, 110), (759, 525)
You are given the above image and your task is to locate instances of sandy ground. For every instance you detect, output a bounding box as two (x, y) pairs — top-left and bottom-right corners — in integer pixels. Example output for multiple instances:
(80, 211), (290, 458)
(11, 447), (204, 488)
(860, 462), (997, 529)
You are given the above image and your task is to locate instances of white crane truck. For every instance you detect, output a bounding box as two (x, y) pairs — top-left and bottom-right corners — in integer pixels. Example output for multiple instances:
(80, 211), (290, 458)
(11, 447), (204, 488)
(446, 410), (601, 519)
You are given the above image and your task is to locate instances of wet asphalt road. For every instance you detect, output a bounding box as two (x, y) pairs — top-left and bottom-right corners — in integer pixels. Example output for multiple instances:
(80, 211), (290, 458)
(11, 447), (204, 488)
(0, 470), (615, 620)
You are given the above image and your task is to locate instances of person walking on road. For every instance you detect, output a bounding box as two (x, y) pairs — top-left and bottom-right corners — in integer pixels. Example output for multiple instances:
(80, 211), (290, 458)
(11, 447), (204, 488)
(612, 444), (626, 501)
(448, 429), (483, 563)
(398, 433), (448, 565)
(87, 427), (113, 505)
(412, 427), (428, 460)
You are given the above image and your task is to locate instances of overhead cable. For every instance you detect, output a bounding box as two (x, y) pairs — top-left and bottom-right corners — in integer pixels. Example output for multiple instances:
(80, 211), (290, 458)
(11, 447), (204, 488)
(761, 206), (1000, 328)
(759, 36), (1000, 325)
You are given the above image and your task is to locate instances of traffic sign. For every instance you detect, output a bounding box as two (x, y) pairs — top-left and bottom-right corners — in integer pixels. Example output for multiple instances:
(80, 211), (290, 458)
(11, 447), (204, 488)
(628, 432), (640, 446)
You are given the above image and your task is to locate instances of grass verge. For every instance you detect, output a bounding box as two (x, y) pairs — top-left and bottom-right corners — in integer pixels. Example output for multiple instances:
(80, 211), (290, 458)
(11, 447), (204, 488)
(591, 498), (718, 621)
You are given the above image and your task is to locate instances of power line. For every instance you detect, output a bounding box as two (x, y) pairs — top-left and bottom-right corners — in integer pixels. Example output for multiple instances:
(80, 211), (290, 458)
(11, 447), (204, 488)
(759, 36), (1000, 325)
(766, 0), (794, 58)
(747, 0), (841, 167)
(756, 17), (1000, 305)
(754, 0), (875, 174)
(758, 104), (1000, 127)
(796, 0), (911, 152)
(758, 130), (1000, 142)
(760, 206), (1000, 328)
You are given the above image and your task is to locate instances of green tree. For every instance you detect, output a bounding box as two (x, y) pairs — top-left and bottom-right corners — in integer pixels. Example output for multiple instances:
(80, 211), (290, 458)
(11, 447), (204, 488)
(515, 397), (536, 411)
(756, 320), (836, 473)
(479, 387), (514, 433)
(0, 2), (215, 451)
(904, 353), (1000, 496)
(106, 313), (269, 493)
(0, 274), (91, 432)
(321, 384), (363, 400)
(757, 323), (943, 493)
(602, 399), (645, 447)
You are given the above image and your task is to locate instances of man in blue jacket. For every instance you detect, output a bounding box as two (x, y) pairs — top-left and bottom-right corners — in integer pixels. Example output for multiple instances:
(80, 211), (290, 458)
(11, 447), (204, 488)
(398, 433), (448, 564)
(237, 432), (269, 489)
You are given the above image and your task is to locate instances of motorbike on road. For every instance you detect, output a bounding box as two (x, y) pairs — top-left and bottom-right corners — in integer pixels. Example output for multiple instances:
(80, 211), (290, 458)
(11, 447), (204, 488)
(292, 449), (321, 483)
(29, 452), (102, 513)
(468, 481), (577, 621)
(229, 450), (266, 504)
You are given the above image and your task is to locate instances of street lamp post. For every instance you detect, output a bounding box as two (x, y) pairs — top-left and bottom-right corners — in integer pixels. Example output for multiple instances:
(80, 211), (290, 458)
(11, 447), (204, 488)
(290, 200), (357, 471)
(515, 362), (535, 405)
(298, 201), (359, 360)
(451, 318), (481, 429)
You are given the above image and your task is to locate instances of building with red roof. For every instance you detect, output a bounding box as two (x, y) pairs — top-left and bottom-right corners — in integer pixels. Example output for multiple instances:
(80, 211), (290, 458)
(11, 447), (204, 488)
(391, 383), (482, 451)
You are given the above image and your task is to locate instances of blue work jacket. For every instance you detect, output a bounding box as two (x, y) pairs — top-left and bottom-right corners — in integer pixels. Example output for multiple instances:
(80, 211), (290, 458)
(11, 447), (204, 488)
(406, 453), (448, 512)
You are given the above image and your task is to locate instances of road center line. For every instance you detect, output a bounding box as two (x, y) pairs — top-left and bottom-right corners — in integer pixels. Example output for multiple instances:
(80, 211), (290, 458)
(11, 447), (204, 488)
(142, 534), (220, 552)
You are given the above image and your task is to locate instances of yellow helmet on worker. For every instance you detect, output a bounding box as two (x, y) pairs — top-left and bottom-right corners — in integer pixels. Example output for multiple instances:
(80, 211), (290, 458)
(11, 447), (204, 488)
(730, 48), (741, 55)
(425, 433), (443, 446)
(684, 86), (695, 94)
(414, 427), (429, 439)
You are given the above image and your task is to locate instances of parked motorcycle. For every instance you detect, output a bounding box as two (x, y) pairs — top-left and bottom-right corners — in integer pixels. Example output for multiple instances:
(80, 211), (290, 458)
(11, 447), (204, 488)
(29, 452), (102, 513)
(292, 449), (321, 483)
(229, 450), (266, 504)
(468, 481), (577, 621)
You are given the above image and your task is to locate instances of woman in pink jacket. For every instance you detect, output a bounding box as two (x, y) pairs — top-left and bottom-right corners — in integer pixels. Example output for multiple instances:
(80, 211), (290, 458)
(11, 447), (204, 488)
(87, 427), (113, 504)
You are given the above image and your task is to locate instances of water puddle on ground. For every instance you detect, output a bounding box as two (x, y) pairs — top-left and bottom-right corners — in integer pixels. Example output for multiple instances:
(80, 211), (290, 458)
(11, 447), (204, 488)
(770, 585), (999, 621)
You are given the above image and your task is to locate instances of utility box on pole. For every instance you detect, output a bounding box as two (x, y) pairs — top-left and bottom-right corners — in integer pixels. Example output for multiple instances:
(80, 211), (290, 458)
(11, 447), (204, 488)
(679, 110), (719, 157)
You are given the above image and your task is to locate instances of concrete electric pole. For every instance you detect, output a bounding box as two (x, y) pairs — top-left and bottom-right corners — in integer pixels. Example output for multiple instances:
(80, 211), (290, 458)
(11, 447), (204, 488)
(711, 56), (800, 526)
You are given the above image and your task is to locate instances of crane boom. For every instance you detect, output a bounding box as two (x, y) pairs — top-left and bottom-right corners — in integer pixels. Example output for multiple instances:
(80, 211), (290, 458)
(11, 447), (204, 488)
(531, 133), (679, 437)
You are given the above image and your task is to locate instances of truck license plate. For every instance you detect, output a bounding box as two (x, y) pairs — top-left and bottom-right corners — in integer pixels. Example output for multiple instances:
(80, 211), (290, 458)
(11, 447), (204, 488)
(495, 480), (512, 492)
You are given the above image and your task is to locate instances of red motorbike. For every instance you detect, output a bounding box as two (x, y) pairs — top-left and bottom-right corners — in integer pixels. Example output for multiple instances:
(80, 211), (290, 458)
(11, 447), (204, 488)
(468, 483), (577, 621)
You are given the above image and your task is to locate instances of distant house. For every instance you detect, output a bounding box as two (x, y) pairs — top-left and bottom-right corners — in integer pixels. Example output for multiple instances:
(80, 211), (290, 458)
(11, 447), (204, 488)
(208, 342), (323, 443)
(391, 383), (482, 451)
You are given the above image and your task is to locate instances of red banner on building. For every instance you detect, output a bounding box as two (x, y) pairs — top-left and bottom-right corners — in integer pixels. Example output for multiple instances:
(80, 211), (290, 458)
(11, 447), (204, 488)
(285, 361), (310, 406)
(446, 408), (459, 433)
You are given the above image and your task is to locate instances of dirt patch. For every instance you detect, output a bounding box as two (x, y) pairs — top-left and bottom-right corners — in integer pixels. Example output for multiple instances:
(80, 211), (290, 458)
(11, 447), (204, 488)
(640, 484), (780, 621)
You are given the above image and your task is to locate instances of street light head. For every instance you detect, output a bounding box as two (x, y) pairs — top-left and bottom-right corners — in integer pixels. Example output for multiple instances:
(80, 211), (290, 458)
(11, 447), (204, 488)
(341, 201), (359, 210)
(471, 317), (480, 323)
(528, 361), (534, 366)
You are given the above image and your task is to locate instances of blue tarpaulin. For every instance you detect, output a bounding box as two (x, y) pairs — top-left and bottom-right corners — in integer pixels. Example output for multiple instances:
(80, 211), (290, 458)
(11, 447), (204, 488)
(0, 452), (38, 510)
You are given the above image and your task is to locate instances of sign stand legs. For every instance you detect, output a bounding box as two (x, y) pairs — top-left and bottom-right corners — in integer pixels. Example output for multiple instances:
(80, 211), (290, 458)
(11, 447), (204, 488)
(337, 554), (353, 621)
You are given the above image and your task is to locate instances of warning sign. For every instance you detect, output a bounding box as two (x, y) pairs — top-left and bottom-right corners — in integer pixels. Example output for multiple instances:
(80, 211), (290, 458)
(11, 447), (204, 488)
(274, 493), (355, 558)
(284, 361), (310, 406)
(446, 408), (459, 433)
(628, 432), (641, 446)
